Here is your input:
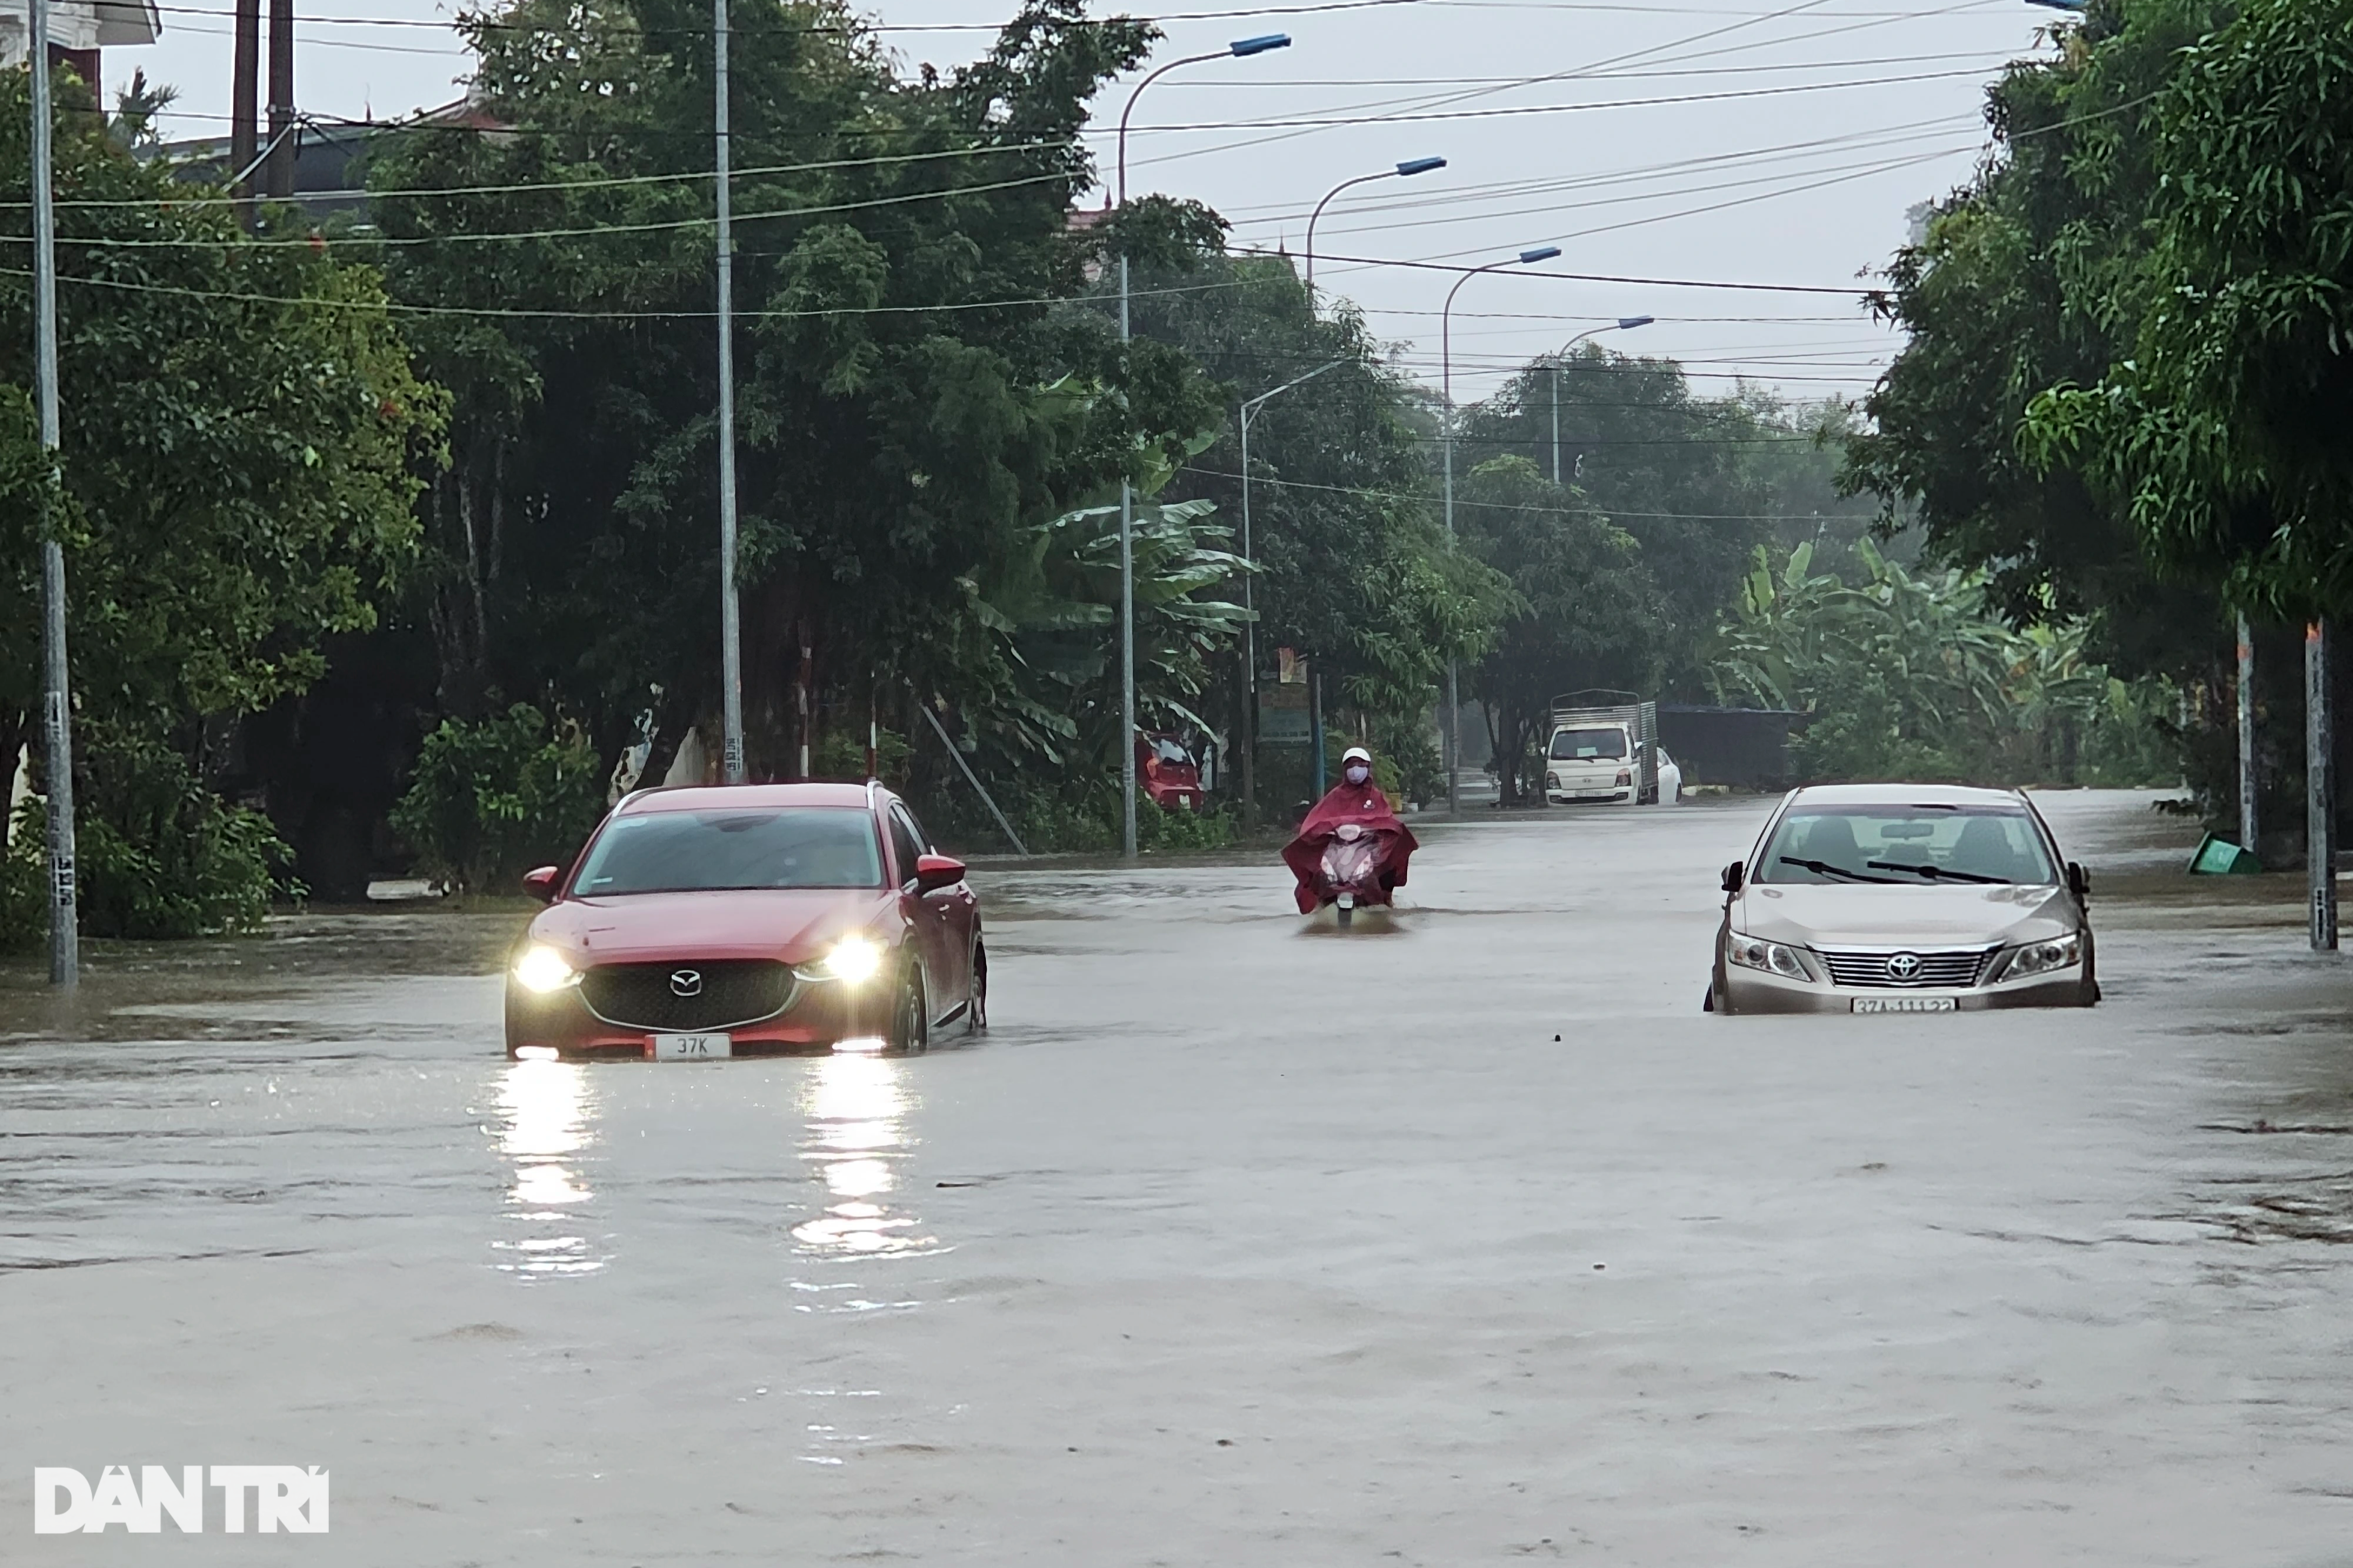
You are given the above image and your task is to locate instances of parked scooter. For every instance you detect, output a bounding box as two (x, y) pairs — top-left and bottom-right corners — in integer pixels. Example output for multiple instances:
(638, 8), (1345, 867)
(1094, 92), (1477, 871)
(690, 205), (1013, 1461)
(1282, 747), (1418, 928)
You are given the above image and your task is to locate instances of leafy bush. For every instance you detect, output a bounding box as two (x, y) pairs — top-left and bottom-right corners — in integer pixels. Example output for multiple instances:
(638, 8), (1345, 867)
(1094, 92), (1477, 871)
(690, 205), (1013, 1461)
(914, 773), (1238, 856)
(0, 798), (42, 952)
(1369, 716), (1445, 809)
(390, 705), (606, 893)
(809, 723), (912, 783)
(3, 739), (301, 949)
(1711, 541), (2179, 787)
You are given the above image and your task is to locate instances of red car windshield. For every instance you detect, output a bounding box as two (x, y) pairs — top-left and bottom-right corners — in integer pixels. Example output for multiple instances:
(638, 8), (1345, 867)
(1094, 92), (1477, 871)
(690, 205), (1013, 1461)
(572, 808), (885, 895)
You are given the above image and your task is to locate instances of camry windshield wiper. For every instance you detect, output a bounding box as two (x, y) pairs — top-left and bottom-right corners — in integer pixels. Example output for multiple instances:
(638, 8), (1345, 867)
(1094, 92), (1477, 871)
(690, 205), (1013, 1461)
(1778, 856), (1899, 885)
(1865, 860), (2011, 885)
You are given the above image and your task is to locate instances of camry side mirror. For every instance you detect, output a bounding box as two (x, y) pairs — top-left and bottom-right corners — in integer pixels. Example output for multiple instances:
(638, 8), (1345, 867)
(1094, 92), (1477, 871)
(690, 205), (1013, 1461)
(1721, 860), (1745, 895)
(914, 853), (967, 894)
(2067, 861), (2091, 903)
(522, 865), (562, 903)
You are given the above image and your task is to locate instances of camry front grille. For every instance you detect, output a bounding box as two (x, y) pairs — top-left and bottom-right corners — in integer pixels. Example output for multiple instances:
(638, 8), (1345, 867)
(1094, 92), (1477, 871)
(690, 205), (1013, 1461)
(1818, 946), (1995, 989)
(578, 960), (794, 1032)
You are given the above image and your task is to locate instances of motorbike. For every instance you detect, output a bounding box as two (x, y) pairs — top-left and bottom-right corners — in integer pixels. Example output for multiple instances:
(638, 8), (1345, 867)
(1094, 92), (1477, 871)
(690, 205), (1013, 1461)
(1282, 790), (1417, 928)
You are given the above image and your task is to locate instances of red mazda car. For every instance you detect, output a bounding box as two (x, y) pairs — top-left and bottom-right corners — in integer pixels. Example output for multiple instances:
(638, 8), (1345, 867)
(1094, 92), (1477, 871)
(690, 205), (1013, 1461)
(503, 782), (985, 1059)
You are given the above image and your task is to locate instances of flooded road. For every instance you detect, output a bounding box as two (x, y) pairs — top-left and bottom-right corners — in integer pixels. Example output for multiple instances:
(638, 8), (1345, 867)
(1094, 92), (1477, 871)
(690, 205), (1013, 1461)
(7, 790), (2353, 1563)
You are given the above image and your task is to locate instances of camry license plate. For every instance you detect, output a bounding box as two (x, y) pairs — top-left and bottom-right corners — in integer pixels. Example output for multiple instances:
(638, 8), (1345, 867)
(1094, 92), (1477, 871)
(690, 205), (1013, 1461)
(1851, 997), (1957, 1014)
(648, 1032), (733, 1060)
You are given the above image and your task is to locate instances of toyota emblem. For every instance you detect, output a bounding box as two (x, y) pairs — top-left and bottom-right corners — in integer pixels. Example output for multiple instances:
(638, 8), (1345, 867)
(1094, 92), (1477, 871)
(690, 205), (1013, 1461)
(1884, 952), (1923, 982)
(669, 969), (704, 997)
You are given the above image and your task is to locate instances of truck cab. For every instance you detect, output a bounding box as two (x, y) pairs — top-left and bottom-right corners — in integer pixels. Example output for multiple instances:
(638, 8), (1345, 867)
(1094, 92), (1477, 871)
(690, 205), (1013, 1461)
(1544, 719), (1639, 804)
(1543, 690), (1663, 806)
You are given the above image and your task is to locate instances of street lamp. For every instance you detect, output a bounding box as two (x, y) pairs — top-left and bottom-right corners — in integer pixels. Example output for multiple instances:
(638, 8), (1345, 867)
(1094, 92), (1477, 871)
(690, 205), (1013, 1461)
(1237, 358), (1346, 827)
(1115, 31), (1292, 860)
(1549, 316), (1652, 485)
(1303, 156), (1447, 291)
(1440, 245), (1560, 815)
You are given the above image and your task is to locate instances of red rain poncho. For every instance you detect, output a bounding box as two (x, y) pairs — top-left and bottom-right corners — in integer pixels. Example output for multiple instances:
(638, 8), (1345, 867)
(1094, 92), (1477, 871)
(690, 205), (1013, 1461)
(1281, 780), (1419, 915)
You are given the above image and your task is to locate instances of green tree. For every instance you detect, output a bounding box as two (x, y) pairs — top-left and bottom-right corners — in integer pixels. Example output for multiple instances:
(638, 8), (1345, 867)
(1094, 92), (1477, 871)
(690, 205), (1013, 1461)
(0, 71), (443, 944)
(2022, 0), (2353, 621)
(1842, 0), (2229, 680)
(1455, 455), (1661, 803)
(1126, 249), (1502, 736)
(364, 0), (1214, 790)
(1455, 348), (1859, 696)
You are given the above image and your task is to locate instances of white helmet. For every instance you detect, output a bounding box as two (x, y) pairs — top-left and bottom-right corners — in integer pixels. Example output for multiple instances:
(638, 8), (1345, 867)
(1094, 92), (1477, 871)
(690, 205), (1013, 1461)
(1342, 746), (1372, 766)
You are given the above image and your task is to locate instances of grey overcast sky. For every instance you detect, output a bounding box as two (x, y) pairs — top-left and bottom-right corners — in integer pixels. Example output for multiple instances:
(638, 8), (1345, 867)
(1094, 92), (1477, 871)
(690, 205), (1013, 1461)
(116, 0), (2062, 405)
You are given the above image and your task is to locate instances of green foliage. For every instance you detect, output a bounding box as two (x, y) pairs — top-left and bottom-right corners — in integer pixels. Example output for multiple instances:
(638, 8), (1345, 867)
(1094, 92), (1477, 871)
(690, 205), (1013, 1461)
(914, 773), (1237, 856)
(1456, 455), (1661, 804)
(1457, 352), (1865, 695)
(809, 723), (911, 783)
(1125, 250), (1506, 730)
(0, 799), (42, 953)
(4, 740), (301, 949)
(389, 705), (606, 893)
(2019, 0), (2353, 619)
(365, 0), (1200, 775)
(0, 71), (442, 947)
(958, 490), (1253, 772)
(1709, 541), (2176, 786)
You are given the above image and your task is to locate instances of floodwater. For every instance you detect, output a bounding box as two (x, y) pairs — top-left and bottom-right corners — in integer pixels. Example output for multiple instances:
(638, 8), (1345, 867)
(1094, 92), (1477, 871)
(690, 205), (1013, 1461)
(6, 790), (2353, 1564)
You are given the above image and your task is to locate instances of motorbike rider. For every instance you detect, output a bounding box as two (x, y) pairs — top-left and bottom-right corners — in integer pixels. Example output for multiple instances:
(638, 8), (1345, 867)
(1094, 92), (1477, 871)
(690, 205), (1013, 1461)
(1325, 745), (1389, 812)
(1282, 745), (1415, 914)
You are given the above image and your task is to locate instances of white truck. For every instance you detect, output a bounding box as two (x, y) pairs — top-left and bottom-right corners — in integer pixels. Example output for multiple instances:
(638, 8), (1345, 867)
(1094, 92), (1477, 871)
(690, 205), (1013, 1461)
(1542, 690), (1679, 806)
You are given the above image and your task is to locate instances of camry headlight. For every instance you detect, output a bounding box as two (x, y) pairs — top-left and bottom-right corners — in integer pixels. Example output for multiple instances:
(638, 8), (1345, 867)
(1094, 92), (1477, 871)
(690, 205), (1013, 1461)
(2000, 932), (2082, 979)
(1727, 934), (1817, 982)
(798, 935), (884, 986)
(512, 944), (581, 993)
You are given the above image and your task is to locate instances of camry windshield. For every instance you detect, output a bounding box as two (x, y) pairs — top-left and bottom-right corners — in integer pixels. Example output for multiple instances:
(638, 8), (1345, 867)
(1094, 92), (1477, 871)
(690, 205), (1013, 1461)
(1757, 806), (2056, 886)
(1550, 726), (1628, 760)
(572, 809), (884, 894)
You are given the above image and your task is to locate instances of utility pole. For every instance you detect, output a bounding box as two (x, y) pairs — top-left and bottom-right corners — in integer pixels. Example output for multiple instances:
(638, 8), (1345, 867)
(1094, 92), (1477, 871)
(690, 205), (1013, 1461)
(30, 0), (79, 988)
(1115, 34), (1289, 858)
(2237, 612), (2258, 854)
(264, 0), (294, 198)
(713, 0), (745, 783)
(231, 0), (259, 218)
(2309, 618), (2335, 951)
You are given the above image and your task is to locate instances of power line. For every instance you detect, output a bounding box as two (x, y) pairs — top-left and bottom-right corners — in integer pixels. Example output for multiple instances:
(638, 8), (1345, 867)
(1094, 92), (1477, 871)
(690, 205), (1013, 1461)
(1178, 464), (1867, 522)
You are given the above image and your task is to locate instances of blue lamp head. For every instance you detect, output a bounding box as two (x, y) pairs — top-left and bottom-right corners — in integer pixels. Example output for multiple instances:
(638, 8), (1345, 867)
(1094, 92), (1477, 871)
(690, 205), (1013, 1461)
(1518, 246), (1562, 265)
(1229, 33), (1292, 56)
(1618, 315), (1655, 330)
(1395, 156), (1448, 178)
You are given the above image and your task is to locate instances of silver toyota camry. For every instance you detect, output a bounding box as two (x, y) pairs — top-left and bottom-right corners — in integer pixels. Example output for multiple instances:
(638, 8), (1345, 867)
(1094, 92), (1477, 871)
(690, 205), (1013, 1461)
(1708, 783), (2097, 1014)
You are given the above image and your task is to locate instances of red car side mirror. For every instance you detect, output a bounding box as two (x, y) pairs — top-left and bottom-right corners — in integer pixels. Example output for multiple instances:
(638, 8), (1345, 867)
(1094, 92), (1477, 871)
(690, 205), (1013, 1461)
(914, 853), (966, 894)
(522, 865), (563, 903)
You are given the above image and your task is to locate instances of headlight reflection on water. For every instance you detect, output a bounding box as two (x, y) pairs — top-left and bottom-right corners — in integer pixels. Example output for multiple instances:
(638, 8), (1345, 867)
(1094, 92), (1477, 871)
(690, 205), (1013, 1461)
(791, 1053), (941, 1260)
(491, 1057), (609, 1279)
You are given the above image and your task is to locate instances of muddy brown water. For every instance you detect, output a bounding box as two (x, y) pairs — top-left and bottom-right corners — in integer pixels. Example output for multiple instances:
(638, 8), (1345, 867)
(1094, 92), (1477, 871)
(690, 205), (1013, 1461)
(6, 789), (2353, 1563)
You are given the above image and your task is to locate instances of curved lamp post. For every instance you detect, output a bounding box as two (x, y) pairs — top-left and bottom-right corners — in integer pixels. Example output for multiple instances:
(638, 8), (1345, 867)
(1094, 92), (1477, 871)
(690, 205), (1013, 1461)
(1549, 316), (1652, 484)
(1115, 31), (1291, 859)
(1440, 245), (1561, 815)
(1303, 156), (1447, 291)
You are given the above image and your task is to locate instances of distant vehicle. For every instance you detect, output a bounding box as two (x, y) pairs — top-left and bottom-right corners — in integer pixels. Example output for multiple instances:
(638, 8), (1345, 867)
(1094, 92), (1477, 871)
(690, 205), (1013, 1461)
(1544, 690), (1674, 805)
(504, 782), (985, 1059)
(1136, 730), (1205, 812)
(1708, 783), (2096, 1015)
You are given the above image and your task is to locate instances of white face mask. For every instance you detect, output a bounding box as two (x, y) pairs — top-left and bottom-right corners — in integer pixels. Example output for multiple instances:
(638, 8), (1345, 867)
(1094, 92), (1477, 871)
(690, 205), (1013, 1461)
(1344, 763), (1371, 785)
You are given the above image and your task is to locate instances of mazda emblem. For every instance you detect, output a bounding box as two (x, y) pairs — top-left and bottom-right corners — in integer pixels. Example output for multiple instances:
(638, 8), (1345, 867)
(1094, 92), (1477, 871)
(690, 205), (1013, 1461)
(669, 969), (704, 997)
(1884, 952), (1922, 982)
